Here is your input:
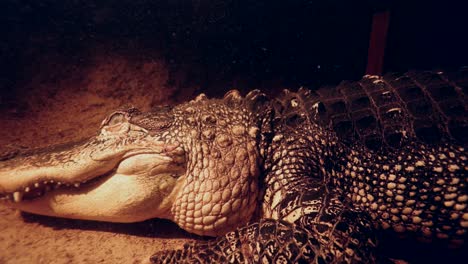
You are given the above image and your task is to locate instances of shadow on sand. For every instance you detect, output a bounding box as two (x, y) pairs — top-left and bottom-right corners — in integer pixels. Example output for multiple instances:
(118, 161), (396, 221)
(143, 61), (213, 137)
(20, 211), (205, 241)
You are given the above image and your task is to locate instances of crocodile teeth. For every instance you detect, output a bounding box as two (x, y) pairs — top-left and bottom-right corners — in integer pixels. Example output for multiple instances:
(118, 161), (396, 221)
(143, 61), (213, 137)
(1, 176), (106, 202)
(13, 191), (23, 202)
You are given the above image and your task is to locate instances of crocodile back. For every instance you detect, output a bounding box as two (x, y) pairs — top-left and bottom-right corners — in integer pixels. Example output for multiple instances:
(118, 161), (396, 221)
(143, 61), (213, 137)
(267, 69), (467, 247)
(312, 69), (467, 150)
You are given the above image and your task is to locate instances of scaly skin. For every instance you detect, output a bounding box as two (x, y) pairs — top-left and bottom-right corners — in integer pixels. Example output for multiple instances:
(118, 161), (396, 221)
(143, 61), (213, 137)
(0, 70), (467, 263)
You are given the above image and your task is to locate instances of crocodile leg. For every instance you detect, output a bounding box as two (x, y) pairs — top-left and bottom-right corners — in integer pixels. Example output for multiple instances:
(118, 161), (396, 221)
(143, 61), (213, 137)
(257, 115), (378, 263)
(150, 220), (317, 263)
(150, 185), (376, 264)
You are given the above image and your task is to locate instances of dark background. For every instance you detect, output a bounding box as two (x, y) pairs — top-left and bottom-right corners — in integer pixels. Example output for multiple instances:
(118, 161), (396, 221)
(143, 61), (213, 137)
(0, 0), (467, 99)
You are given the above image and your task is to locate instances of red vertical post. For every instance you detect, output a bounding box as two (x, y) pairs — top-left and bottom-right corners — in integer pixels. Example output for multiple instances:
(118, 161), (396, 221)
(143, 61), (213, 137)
(366, 11), (390, 76)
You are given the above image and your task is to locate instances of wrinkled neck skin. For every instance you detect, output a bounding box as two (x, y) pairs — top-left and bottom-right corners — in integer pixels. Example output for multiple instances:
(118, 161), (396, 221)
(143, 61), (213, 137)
(167, 100), (262, 236)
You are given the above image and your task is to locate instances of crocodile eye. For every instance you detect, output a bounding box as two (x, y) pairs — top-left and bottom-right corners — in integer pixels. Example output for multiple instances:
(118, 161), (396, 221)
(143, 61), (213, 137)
(107, 113), (126, 126)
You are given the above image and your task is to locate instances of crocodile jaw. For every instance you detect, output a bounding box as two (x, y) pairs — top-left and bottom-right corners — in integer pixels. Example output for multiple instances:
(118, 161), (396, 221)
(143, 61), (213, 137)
(0, 120), (187, 222)
(4, 153), (185, 222)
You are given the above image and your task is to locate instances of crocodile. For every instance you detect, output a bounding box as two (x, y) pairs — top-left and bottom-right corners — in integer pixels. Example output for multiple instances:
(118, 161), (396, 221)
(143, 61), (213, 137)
(0, 70), (467, 263)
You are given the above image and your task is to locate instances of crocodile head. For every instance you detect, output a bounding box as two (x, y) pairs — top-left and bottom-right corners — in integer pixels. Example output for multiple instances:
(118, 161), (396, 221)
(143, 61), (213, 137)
(0, 91), (262, 236)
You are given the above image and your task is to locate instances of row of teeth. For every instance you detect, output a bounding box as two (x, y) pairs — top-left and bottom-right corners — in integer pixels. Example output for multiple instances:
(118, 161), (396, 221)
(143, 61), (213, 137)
(0, 180), (85, 203)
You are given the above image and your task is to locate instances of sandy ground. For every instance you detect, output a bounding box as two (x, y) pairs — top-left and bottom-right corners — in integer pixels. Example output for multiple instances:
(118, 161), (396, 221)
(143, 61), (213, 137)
(0, 51), (203, 263)
(0, 207), (197, 264)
